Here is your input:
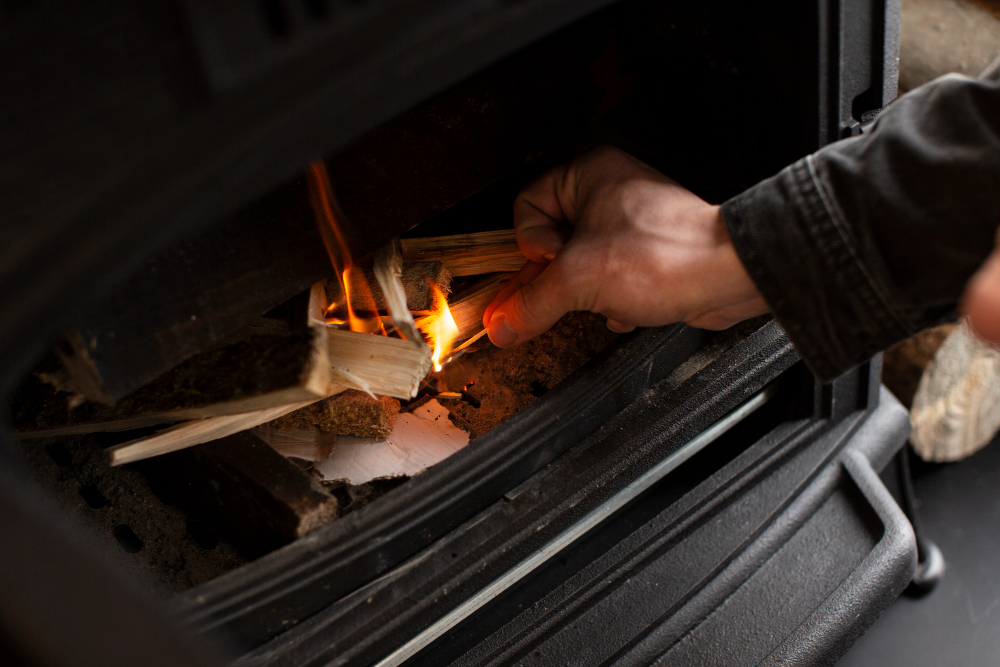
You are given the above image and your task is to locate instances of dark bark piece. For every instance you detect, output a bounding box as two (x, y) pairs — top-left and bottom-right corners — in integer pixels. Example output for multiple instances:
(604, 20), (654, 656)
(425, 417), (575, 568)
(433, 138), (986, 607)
(138, 431), (338, 559)
(270, 390), (401, 439)
(13, 322), (331, 436)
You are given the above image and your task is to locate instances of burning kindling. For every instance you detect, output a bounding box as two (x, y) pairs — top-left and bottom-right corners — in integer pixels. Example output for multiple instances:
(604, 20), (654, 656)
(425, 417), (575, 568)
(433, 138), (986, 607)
(13, 155), (615, 530)
(12, 214), (617, 558)
(14, 231), (521, 468)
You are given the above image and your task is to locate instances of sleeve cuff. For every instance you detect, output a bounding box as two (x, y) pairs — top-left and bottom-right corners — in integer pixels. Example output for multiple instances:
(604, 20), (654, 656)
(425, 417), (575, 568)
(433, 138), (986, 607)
(722, 155), (911, 382)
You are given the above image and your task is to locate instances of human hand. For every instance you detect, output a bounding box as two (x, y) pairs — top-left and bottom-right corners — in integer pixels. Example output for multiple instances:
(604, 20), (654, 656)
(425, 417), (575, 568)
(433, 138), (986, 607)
(483, 146), (769, 347)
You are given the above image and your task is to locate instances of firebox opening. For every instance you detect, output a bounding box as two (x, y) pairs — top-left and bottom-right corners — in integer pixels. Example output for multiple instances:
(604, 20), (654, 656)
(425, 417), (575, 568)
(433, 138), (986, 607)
(9, 0), (824, 598)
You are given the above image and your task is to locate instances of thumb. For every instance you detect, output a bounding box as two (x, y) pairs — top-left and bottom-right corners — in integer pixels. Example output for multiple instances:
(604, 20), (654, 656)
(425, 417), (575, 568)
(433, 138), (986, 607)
(485, 262), (570, 347)
(963, 246), (1000, 344)
(514, 164), (572, 263)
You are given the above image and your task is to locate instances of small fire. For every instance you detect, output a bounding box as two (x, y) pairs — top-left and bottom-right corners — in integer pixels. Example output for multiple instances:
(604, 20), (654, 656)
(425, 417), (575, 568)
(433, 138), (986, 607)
(306, 159), (385, 335)
(326, 267), (384, 333)
(306, 159), (464, 372)
(418, 284), (459, 372)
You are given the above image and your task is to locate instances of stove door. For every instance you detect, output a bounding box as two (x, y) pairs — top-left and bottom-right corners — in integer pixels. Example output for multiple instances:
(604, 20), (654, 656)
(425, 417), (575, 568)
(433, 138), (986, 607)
(219, 324), (915, 667)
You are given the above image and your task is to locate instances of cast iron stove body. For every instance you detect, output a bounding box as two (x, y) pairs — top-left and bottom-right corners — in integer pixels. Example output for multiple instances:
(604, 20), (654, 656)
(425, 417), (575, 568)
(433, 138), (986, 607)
(0, 0), (914, 665)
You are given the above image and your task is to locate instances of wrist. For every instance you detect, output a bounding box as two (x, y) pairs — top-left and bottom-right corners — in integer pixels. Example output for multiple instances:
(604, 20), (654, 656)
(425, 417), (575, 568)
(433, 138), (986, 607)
(685, 205), (769, 330)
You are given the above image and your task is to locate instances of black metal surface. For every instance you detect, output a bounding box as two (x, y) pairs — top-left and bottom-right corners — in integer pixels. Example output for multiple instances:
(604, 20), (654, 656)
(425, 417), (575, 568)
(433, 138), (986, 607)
(407, 386), (912, 667)
(814, 0), (901, 143)
(0, 463), (229, 667)
(894, 447), (946, 595)
(839, 432), (1000, 667)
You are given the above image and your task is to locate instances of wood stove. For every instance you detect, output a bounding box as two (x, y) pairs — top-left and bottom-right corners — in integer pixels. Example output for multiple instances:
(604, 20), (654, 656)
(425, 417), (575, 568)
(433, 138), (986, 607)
(1, 0), (915, 665)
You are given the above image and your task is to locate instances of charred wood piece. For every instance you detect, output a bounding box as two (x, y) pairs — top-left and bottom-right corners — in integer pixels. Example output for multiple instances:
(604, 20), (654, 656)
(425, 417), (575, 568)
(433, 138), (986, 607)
(325, 262), (451, 314)
(137, 431), (338, 558)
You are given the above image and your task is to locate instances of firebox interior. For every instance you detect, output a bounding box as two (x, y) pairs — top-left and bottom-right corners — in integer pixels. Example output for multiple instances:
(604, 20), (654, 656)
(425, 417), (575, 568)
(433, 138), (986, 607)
(11, 0), (824, 587)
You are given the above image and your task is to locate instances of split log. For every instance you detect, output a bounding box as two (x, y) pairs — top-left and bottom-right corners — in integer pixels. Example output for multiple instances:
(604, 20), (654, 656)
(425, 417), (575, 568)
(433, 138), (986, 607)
(400, 230), (526, 277)
(882, 323), (957, 408)
(324, 261), (451, 313)
(105, 328), (430, 464)
(326, 328), (432, 399)
(16, 322), (333, 438)
(910, 321), (1000, 462)
(269, 390), (401, 438)
(135, 430), (339, 558)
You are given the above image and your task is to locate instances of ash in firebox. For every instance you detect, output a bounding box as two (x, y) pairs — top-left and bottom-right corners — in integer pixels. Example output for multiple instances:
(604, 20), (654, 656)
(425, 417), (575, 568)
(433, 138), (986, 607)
(435, 311), (618, 437)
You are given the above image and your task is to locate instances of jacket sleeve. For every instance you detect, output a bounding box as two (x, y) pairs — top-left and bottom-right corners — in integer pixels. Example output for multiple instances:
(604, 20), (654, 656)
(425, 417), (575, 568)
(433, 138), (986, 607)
(722, 59), (1000, 382)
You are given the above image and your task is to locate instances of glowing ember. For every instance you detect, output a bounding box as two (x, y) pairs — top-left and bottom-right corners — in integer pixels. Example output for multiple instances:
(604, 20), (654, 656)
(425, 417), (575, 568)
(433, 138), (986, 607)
(418, 284), (459, 372)
(307, 160), (385, 335)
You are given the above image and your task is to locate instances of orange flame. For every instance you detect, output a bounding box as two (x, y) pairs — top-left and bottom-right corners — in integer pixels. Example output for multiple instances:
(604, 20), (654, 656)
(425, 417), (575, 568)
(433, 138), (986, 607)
(306, 160), (385, 335)
(417, 284), (459, 372)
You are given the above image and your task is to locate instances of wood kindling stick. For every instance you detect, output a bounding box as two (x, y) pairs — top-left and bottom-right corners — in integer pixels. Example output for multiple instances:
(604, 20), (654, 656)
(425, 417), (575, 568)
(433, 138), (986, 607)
(326, 329), (432, 399)
(373, 241), (422, 343)
(18, 322), (333, 438)
(436, 273), (513, 343)
(101, 276), (433, 464)
(107, 395), (339, 466)
(400, 230), (526, 277)
(311, 278), (432, 398)
(325, 262), (451, 313)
